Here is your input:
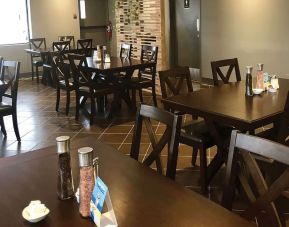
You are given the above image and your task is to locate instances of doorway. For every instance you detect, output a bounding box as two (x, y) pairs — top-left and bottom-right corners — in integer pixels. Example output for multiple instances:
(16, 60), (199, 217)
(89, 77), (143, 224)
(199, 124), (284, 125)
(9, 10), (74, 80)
(170, 0), (201, 68)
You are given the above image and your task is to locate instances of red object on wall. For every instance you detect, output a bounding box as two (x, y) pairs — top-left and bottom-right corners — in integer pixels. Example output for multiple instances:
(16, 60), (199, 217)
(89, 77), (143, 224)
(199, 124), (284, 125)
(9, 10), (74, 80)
(106, 21), (113, 40)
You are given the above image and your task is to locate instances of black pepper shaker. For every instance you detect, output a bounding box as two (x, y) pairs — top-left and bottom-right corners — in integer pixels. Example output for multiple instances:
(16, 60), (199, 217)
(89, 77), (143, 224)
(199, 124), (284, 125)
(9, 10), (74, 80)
(56, 136), (75, 200)
(245, 66), (254, 97)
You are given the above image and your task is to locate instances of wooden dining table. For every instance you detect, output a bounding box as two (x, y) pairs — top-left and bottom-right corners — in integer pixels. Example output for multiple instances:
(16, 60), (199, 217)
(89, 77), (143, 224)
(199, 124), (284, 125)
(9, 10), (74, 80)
(0, 137), (254, 227)
(162, 79), (289, 184)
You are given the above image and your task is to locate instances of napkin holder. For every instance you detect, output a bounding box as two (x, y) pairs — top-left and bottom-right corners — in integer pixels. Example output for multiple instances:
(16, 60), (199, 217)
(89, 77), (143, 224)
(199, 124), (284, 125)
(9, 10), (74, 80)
(90, 191), (118, 227)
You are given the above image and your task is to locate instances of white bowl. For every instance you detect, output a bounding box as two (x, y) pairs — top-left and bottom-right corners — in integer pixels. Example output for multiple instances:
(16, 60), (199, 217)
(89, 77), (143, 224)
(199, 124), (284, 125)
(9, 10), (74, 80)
(253, 88), (263, 95)
(22, 204), (50, 223)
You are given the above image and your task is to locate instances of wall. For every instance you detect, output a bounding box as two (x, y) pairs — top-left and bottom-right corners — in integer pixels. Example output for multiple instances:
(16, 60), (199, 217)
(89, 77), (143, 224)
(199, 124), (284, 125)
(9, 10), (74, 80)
(201, 0), (289, 79)
(80, 0), (108, 47)
(0, 0), (80, 74)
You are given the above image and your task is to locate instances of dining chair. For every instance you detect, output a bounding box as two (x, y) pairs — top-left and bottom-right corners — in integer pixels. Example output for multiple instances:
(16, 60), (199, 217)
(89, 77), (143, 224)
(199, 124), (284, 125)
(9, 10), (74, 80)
(52, 41), (71, 59)
(211, 58), (241, 86)
(130, 104), (182, 178)
(128, 45), (158, 108)
(29, 38), (46, 83)
(58, 36), (75, 49)
(222, 130), (289, 227)
(51, 54), (75, 115)
(159, 67), (227, 193)
(68, 54), (121, 124)
(0, 60), (21, 141)
(120, 43), (132, 59)
(77, 39), (93, 56)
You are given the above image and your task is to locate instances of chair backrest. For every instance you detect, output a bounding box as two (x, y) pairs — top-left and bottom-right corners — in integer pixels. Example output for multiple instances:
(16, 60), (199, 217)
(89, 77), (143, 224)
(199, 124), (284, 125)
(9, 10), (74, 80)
(58, 36), (75, 49)
(52, 41), (71, 59)
(211, 58), (241, 86)
(275, 91), (289, 145)
(77, 39), (93, 56)
(130, 104), (182, 178)
(222, 130), (289, 227)
(0, 60), (20, 107)
(29, 38), (46, 49)
(68, 53), (90, 89)
(120, 43), (132, 59)
(0, 56), (3, 69)
(50, 54), (70, 87)
(159, 67), (193, 99)
(140, 45), (158, 63)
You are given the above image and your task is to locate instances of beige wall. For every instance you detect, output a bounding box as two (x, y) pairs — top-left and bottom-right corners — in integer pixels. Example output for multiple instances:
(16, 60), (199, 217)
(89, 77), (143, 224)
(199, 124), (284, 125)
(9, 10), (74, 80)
(0, 0), (80, 73)
(201, 0), (289, 79)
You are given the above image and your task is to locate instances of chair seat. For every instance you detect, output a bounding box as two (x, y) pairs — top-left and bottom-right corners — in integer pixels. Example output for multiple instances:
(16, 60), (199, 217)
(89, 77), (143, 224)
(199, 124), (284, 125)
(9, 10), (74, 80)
(33, 60), (43, 67)
(78, 85), (115, 96)
(59, 80), (74, 89)
(181, 121), (233, 146)
(0, 102), (12, 115)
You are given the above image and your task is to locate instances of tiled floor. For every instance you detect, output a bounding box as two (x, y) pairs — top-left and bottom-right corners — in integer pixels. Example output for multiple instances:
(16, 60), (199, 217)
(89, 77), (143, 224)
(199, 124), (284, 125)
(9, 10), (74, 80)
(0, 78), (217, 193)
(2, 78), (289, 225)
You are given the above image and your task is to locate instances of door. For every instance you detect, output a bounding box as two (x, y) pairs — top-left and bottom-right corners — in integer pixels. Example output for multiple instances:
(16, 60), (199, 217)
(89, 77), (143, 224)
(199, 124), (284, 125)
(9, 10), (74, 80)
(173, 0), (200, 68)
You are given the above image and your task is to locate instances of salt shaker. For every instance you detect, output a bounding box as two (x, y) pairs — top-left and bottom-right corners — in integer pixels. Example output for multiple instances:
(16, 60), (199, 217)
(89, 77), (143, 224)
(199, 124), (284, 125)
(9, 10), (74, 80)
(56, 136), (74, 200)
(78, 147), (95, 218)
(245, 66), (254, 97)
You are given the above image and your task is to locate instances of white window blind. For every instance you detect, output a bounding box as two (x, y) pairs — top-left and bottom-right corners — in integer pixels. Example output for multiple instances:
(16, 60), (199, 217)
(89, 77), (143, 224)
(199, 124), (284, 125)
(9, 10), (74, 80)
(0, 0), (29, 45)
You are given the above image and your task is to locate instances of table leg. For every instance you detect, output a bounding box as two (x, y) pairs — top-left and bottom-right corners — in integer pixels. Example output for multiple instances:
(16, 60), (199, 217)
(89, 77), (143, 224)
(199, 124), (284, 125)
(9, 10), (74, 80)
(204, 118), (229, 183)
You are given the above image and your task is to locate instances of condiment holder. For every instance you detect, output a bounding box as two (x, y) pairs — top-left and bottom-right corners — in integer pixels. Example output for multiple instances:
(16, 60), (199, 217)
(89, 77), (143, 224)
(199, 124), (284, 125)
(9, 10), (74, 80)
(22, 200), (49, 223)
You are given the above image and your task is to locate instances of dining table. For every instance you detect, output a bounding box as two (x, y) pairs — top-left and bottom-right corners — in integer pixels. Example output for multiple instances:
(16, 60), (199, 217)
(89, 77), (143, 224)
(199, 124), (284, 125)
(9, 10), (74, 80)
(0, 137), (254, 227)
(162, 78), (289, 184)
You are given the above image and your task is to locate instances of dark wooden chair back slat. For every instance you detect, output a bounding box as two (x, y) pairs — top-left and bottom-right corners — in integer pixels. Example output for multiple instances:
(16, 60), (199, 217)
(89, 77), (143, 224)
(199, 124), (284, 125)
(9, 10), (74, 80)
(159, 67), (193, 99)
(130, 104), (182, 178)
(68, 54), (89, 89)
(211, 58), (241, 86)
(52, 41), (71, 60)
(120, 43), (132, 59)
(58, 36), (75, 49)
(0, 60), (20, 106)
(77, 39), (93, 56)
(51, 54), (70, 87)
(29, 38), (46, 49)
(222, 130), (289, 227)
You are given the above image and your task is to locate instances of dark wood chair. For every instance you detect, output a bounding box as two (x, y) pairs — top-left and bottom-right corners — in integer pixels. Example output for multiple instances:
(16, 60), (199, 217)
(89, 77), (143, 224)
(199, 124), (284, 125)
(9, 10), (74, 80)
(51, 54), (75, 115)
(52, 41), (71, 58)
(130, 104), (182, 178)
(120, 43), (132, 59)
(159, 67), (227, 193)
(29, 38), (46, 83)
(77, 39), (93, 56)
(128, 45), (158, 108)
(58, 36), (75, 49)
(222, 130), (289, 227)
(0, 60), (21, 141)
(68, 54), (121, 124)
(211, 58), (241, 86)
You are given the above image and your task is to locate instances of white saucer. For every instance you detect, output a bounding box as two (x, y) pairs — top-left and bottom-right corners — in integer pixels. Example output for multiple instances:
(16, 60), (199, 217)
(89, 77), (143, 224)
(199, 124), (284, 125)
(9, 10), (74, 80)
(253, 88), (263, 95)
(22, 202), (50, 223)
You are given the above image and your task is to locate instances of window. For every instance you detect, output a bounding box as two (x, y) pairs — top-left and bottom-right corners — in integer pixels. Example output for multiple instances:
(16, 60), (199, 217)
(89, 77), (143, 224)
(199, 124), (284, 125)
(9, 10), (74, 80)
(80, 0), (86, 19)
(0, 0), (29, 45)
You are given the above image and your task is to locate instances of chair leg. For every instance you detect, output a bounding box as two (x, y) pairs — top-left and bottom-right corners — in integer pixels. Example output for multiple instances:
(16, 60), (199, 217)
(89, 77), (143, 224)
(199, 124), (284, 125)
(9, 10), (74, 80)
(152, 85), (158, 107)
(199, 145), (208, 194)
(90, 97), (96, 124)
(56, 87), (60, 112)
(131, 88), (137, 111)
(191, 146), (198, 166)
(139, 88), (144, 103)
(65, 90), (70, 115)
(36, 65), (39, 83)
(75, 94), (80, 120)
(0, 117), (7, 136)
(12, 112), (21, 141)
(31, 59), (34, 80)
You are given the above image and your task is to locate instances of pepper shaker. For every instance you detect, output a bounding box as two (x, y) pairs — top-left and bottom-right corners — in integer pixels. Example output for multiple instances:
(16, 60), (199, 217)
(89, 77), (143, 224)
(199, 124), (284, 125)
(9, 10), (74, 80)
(245, 66), (254, 97)
(56, 136), (74, 200)
(78, 147), (95, 218)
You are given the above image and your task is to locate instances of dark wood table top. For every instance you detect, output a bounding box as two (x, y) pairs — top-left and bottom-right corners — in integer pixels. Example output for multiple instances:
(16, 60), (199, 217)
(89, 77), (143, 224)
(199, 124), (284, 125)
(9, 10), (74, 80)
(0, 137), (253, 227)
(85, 57), (156, 73)
(162, 79), (289, 130)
